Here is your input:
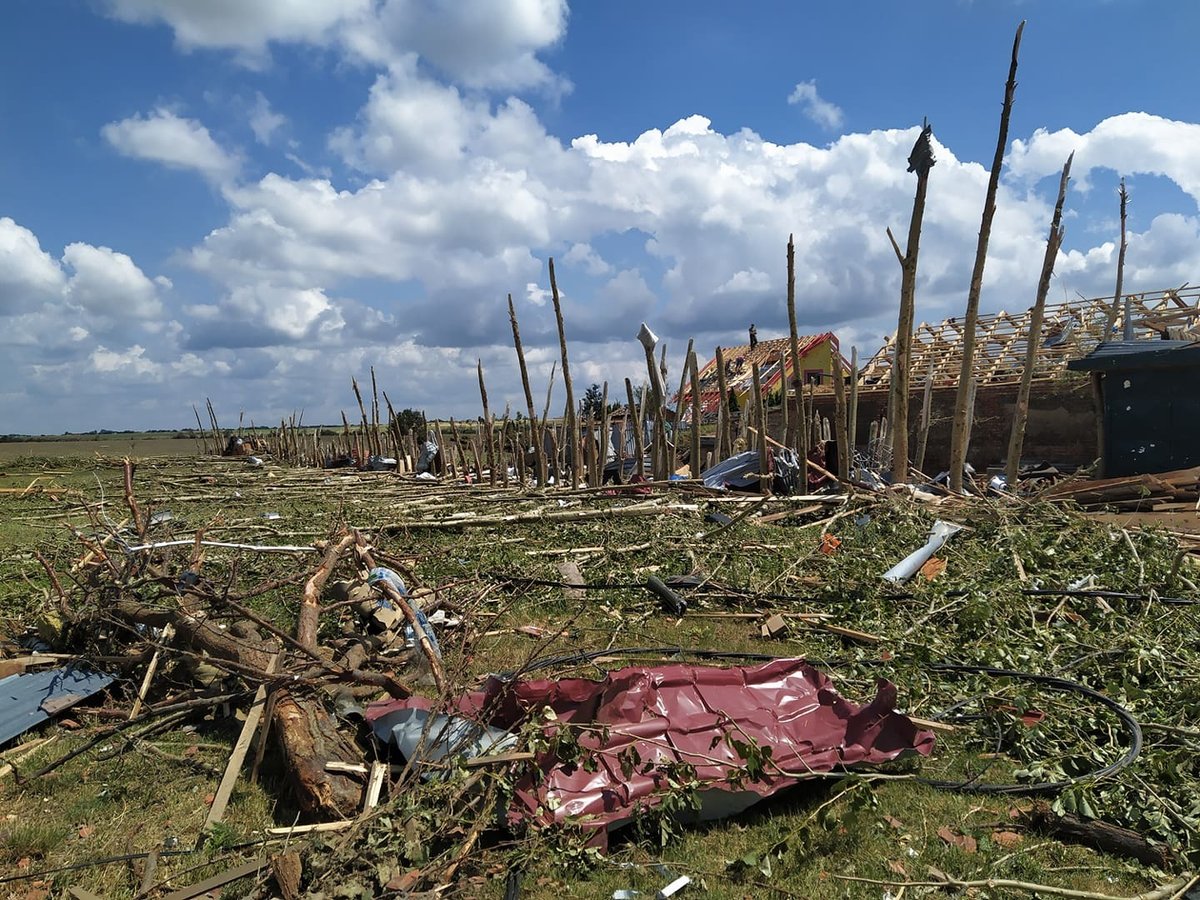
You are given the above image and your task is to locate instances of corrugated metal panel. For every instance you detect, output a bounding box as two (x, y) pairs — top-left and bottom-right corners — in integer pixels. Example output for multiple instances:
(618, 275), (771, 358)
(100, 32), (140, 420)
(0, 665), (114, 745)
(1068, 340), (1200, 371)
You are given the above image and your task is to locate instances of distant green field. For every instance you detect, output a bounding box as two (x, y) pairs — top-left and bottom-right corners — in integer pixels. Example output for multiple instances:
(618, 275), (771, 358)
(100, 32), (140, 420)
(0, 436), (204, 461)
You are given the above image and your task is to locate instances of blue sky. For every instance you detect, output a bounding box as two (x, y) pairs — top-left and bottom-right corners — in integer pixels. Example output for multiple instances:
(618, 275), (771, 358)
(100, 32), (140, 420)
(2, 0), (1199, 433)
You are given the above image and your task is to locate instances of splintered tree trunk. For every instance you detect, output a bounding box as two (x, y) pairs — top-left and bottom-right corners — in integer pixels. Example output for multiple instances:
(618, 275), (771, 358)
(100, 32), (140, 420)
(271, 694), (365, 817)
(785, 235), (808, 477)
(689, 351), (702, 477)
(889, 120), (935, 483)
(1008, 153), (1073, 485)
(848, 347), (859, 465)
(1104, 178), (1129, 339)
(477, 360), (496, 486)
(548, 259), (581, 487)
(508, 294), (545, 485)
(949, 21), (1025, 492)
(714, 345), (731, 459)
(831, 347), (849, 479)
(276, 532), (365, 816)
(914, 355), (936, 474)
(752, 361), (770, 495)
(598, 382), (611, 487)
(626, 378), (645, 479)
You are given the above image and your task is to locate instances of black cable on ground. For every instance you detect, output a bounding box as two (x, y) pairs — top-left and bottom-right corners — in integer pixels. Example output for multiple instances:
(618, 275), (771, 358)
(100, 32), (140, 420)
(499, 646), (1143, 796)
(1023, 589), (1198, 607)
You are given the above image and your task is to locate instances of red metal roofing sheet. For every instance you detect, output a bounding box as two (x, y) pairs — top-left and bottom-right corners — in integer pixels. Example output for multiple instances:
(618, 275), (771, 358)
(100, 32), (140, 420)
(368, 658), (934, 846)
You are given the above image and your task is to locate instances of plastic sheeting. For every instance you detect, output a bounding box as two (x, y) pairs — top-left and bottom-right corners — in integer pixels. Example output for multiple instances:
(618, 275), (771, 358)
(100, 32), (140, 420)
(367, 659), (934, 846)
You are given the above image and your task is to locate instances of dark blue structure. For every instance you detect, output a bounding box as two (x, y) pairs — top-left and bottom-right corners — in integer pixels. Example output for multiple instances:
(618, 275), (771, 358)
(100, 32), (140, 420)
(1068, 340), (1200, 477)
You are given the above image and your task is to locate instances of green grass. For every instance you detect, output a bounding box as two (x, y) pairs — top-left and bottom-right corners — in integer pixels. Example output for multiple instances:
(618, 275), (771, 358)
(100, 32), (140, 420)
(0, 457), (1196, 896)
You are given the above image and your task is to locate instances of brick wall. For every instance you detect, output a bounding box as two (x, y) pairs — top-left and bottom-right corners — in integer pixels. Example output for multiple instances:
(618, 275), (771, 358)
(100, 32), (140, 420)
(797, 377), (1098, 473)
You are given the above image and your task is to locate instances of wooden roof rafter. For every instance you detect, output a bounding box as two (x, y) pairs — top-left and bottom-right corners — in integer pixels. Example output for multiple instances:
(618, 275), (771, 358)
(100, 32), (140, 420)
(856, 285), (1200, 392)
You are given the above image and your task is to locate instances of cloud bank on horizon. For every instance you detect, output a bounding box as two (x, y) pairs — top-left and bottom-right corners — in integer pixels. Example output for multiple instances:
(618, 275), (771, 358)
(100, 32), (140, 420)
(2, 0), (1199, 434)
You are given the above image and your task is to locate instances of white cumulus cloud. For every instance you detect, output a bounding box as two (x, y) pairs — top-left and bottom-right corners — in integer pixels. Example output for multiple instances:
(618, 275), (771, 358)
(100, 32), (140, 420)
(63, 242), (163, 319)
(101, 0), (370, 62)
(788, 80), (845, 130)
(249, 92), (286, 145)
(0, 218), (67, 312)
(1008, 112), (1200, 200)
(103, 108), (240, 184)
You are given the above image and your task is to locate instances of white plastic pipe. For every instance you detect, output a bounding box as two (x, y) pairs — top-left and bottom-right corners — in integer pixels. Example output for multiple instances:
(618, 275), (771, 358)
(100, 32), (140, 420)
(882, 520), (964, 583)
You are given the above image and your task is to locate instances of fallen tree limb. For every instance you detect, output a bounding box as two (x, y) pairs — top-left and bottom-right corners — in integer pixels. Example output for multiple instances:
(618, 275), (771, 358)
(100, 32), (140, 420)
(832, 872), (1195, 900)
(379, 499), (679, 531)
(1023, 801), (1177, 869)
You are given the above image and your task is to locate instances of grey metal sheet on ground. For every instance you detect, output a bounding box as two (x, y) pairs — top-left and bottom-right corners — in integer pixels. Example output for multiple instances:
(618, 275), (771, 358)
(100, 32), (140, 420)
(0, 666), (114, 745)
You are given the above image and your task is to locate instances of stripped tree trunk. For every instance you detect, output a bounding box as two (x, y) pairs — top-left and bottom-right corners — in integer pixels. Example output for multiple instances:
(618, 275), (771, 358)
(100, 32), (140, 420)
(626, 378), (645, 480)
(914, 355), (936, 474)
(714, 345), (731, 460)
(548, 259), (580, 487)
(888, 118), (937, 483)
(831, 346), (849, 480)
(752, 361), (770, 495)
(1104, 178), (1129, 339)
(1007, 153), (1073, 485)
(689, 350), (702, 478)
(949, 21), (1025, 492)
(848, 346), (859, 467)
(508, 294), (545, 486)
(785, 235), (808, 478)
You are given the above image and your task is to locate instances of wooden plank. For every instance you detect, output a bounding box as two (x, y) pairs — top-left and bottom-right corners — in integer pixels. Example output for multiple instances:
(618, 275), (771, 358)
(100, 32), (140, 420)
(129, 623), (174, 720)
(908, 715), (957, 734)
(363, 761), (386, 810)
(266, 821), (353, 837)
(557, 559), (586, 602)
(203, 653), (280, 830)
(813, 622), (883, 644)
(163, 858), (268, 900)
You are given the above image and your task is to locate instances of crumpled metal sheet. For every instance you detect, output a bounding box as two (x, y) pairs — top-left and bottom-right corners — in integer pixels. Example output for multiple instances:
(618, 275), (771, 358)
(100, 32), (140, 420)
(0, 665), (114, 745)
(367, 659), (934, 846)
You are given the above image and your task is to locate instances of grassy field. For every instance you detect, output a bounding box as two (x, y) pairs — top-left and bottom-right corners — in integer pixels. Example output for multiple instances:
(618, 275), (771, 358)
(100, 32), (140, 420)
(0, 455), (1196, 897)
(0, 436), (203, 462)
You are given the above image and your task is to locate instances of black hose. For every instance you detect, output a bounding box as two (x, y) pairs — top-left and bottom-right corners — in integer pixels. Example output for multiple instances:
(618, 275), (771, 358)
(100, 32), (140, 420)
(1023, 589), (1198, 607)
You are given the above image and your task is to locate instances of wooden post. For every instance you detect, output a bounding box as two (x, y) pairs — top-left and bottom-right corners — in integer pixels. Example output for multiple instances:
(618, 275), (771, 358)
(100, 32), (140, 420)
(351, 377), (373, 460)
(671, 339), (693, 476)
(598, 382), (611, 486)
(752, 361), (770, 495)
(776, 350), (789, 443)
(433, 420), (452, 478)
(625, 378), (645, 480)
(548, 259), (581, 488)
(637, 323), (668, 480)
(1104, 178), (1129, 339)
(949, 20), (1025, 492)
(508, 294), (545, 486)
(962, 376), (979, 475)
(848, 346), (859, 466)
(785, 235), (808, 475)
(370, 367), (382, 458)
(714, 345), (731, 460)
(1008, 153), (1073, 485)
(914, 354), (936, 474)
(831, 344), (849, 480)
(477, 359), (496, 486)
(541, 361), (557, 484)
(689, 350), (702, 478)
(449, 418), (470, 480)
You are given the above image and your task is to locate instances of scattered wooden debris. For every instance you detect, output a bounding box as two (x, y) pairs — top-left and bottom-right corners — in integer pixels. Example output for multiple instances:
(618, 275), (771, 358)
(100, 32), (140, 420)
(1043, 465), (1200, 509)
